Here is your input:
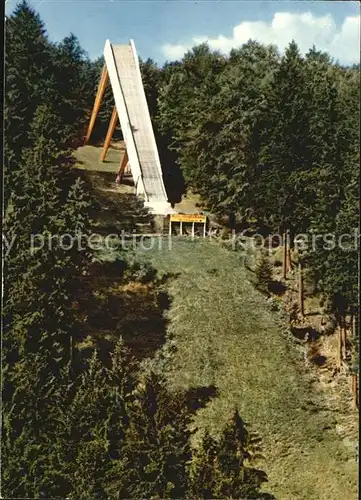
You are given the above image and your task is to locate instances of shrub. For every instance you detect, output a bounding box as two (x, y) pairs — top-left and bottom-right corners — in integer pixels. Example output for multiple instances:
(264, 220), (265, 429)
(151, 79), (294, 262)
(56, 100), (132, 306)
(255, 252), (273, 294)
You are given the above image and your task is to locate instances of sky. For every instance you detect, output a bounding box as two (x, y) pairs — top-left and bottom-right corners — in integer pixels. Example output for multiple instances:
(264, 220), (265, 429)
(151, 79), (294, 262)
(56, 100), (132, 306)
(5, 0), (360, 65)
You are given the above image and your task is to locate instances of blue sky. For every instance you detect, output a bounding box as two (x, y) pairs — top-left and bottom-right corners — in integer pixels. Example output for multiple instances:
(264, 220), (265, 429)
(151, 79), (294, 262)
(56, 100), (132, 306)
(5, 1), (360, 64)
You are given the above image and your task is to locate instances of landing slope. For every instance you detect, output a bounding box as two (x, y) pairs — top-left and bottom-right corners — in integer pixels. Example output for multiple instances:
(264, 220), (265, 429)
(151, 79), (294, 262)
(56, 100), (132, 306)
(136, 238), (358, 500)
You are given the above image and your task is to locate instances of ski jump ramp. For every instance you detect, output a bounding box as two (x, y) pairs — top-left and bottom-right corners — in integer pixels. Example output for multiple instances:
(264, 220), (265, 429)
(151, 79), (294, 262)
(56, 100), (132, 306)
(103, 40), (172, 215)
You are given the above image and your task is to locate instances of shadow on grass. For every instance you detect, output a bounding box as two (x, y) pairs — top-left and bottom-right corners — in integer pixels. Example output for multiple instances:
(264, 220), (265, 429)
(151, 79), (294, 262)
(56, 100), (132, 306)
(184, 385), (218, 413)
(311, 354), (327, 366)
(268, 280), (287, 296)
(75, 260), (175, 362)
(290, 326), (319, 342)
(306, 343), (327, 367)
(75, 168), (153, 234)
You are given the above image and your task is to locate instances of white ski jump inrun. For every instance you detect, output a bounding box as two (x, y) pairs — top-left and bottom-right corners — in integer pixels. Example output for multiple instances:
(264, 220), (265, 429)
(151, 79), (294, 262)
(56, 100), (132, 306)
(104, 39), (172, 215)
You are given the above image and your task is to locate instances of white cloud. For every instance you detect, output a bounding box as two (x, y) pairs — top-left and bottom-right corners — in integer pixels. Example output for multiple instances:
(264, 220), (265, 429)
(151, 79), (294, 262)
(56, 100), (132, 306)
(162, 43), (190, 59)
(161, 12), (360, 65)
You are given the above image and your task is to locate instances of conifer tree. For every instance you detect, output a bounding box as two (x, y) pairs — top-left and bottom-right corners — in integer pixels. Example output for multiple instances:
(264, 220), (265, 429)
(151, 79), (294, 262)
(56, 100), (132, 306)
(121, 372), (192, 499)
(214, 410), (268, 499)
(2, 104), (93, 498)
(5, 0), (53, 160)
(255, 251), (273, 294)
(1, 358), (71, 498)
(190, 430), (218, 498)
(54, 352), (112, 500)
(52, 33), (95, 147)
(252, 41), (311, 236)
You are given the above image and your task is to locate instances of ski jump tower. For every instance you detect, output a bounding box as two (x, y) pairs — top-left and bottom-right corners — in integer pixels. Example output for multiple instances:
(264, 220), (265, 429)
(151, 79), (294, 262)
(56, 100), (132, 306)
(85, 40), (172, 215)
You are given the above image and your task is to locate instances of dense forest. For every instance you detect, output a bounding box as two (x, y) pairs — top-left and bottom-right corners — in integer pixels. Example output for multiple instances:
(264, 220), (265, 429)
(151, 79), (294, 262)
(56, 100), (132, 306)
(156, 42), (359, 323)
(2, 1), (359, 498)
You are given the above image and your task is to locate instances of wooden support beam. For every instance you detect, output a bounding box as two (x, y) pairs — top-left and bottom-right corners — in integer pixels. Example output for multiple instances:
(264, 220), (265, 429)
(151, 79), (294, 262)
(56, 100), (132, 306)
(100, 106), (118, 162)
(84, 64), (109, 144)
(115, 150), (129, 184)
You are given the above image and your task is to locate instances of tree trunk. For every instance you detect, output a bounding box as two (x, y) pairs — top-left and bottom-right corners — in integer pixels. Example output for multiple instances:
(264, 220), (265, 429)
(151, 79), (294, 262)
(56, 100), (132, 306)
(283, 231), (287, 280)
(287, 248), (292, 273)
(286, 230), (292, 272)
(351, 373), (358, 409)
(229, 212), (236, 229)
(342, 317), (347, 360)
(298, 259), (304, 318)
(337, 324), (342, 369)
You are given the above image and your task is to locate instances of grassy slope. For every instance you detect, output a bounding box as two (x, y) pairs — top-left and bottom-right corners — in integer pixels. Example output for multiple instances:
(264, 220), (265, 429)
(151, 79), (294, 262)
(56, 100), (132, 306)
(74, 143), (202, 213)
(135, 237), (358, 500)
(73, 144), (357, 499)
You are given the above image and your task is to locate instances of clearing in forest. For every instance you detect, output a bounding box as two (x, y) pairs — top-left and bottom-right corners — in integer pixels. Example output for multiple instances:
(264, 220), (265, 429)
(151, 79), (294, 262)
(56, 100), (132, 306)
(73, 143), (358, 500)
(135, 237), (358, 500)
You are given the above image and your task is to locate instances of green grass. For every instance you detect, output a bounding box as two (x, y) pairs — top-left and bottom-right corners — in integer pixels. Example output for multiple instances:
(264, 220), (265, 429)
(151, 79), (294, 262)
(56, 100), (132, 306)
(73, 143), (202, 214)
(74, 143), (357, 499)
(74, 143), (124, 173)
(133, 237), (358, 500)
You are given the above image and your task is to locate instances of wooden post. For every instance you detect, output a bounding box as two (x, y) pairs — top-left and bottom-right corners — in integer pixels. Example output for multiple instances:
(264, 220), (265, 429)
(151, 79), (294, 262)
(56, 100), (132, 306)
(100, 106), (118, 162)
(283, 231), (287, 280)
(351, 374), (358, 409)
(203, 222), (206, 238)
(355, 375), (359, 409)
(341, 318), (347, 360)
(337, 324), (342, 368)
(287, 248), (292, 273)
(191, 222), (195, 238)
(169, 219), (172, 236)
(84, 64), (109, 144)
(298, 258), (304, 318)
(115, 150), (129, 184)
(180, 221), (183, 235)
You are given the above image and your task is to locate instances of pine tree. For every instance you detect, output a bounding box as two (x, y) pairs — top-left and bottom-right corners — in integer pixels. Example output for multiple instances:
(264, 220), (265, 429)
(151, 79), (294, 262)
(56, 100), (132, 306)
(140, 57), (162, 122)
(121, 372), (192, 499)
(190, 411), (271, 499)
(158, 44), (226, 197)
(304, 54), (359, 320)
(255, 251), (273, 294)
(214, 410), (268, 499)
(202, 41), (279, 223)
(2, 104), (93, 498)
(252, 41), (312, 236)
(190, 430), (218, 498)
(5, 1), (56, 160)
(3, 105), (89, 375)
(55, 352), (112, 500)
(52, 33), (95, 147)
(102, 340), (139, 498)
(1, 358), (71, 498)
